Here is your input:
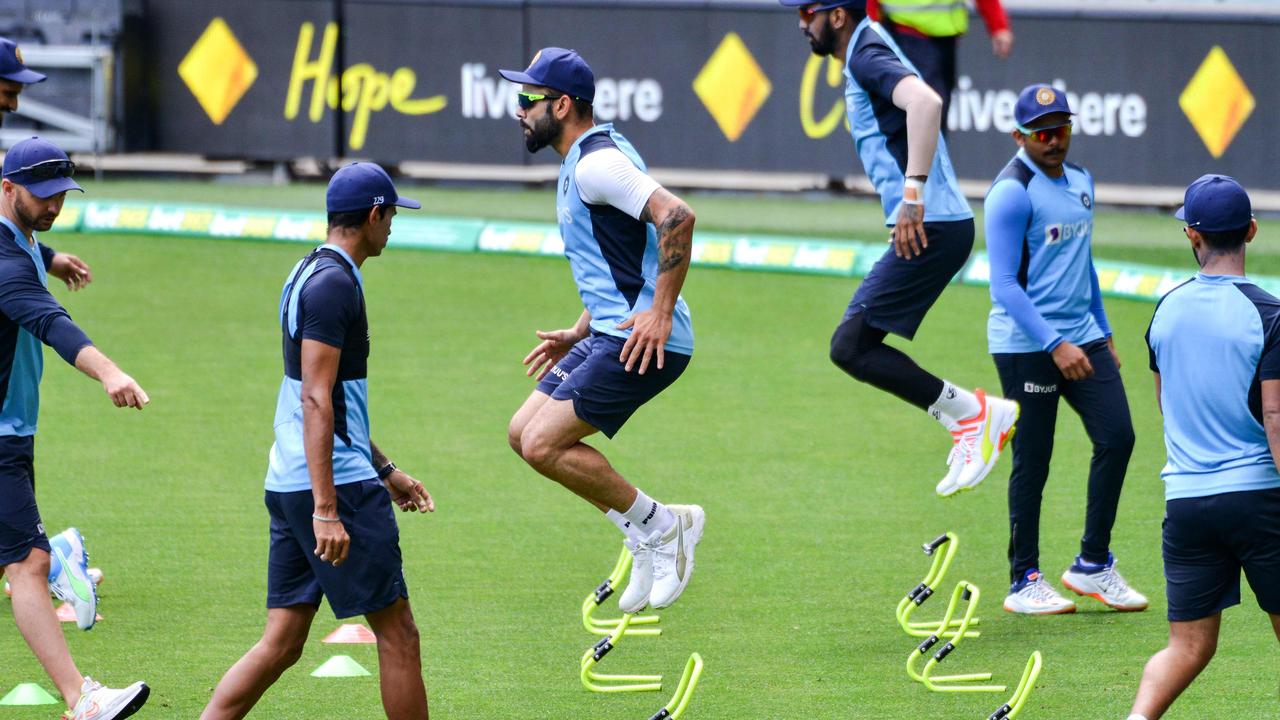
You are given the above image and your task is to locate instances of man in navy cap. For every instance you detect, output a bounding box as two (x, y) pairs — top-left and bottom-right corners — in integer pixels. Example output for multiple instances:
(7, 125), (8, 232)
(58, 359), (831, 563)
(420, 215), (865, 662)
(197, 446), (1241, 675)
(203, 163), (434, 720)
(1131, 175), (1280, 720)
(499, 48), (705, 614)
(984, 84), (1145, 615)
(0, 136), (151, 719)
(0, 37), (46, 124)
(781, 1), (1018, 497)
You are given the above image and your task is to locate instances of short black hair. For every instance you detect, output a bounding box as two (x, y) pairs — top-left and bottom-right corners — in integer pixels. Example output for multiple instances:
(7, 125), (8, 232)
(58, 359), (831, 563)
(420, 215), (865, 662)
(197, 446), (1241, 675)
(570, 97), (593, 120)
(1198, 223), (1251, 253)
(327, 205), (385, 231)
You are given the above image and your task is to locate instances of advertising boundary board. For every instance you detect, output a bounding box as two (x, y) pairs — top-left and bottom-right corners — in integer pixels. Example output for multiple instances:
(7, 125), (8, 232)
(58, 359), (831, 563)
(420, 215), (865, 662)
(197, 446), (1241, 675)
(52, 200), (1280, 304)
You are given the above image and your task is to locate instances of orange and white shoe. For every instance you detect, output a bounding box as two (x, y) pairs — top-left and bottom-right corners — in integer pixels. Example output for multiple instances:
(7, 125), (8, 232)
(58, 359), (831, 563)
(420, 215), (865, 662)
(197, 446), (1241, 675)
(936, 389), (1018, 497)
(1061, 554), (1149, 612)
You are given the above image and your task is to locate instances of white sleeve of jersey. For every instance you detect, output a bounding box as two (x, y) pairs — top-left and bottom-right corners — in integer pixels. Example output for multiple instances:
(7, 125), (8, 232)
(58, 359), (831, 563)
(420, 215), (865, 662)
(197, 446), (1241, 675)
(574, 148), (661, 221)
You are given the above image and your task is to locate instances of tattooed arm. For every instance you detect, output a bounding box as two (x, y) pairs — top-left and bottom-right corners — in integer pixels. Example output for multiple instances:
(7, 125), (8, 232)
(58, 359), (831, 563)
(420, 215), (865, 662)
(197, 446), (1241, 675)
(616, 187), (696, 374)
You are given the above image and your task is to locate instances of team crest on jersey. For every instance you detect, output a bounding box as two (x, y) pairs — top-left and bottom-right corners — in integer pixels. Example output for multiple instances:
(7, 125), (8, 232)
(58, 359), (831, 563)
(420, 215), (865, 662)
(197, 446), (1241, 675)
(1081, 193), (1091, 209)
(562, 176), (570, 195)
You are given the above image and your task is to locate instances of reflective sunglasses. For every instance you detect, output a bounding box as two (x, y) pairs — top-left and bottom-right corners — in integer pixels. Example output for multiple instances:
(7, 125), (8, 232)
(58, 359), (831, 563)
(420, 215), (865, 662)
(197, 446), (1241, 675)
(1016, 122), (1072, 144)
(3, 158), (76, 182)
(798, 2), (851, 18)
(516, 91), (564, 110)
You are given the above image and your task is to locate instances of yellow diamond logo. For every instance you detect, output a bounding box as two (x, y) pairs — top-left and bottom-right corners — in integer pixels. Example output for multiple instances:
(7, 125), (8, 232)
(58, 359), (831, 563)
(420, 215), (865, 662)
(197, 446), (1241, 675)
(693, 33), (772, 143)
(1179, 46), (1254, 159)
(178, 18), (258, 126)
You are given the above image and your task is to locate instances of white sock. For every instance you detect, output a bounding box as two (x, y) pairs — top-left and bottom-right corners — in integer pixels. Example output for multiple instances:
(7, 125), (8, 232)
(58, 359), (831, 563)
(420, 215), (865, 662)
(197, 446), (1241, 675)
(605, 509), (645, 546)
(621, 488), (676, 538)
(928, 407), (959, 432)
(929, 380), (981, 421)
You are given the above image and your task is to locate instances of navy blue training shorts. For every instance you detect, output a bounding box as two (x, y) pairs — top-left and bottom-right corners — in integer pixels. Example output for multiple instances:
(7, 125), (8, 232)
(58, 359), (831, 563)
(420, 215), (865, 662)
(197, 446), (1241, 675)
(265, 479), (408, 619)
(534, 333), (690, 439)
(0, 435), (48, 567)
(843, 218), (974, 340)
(1163, 488), (1280, 621)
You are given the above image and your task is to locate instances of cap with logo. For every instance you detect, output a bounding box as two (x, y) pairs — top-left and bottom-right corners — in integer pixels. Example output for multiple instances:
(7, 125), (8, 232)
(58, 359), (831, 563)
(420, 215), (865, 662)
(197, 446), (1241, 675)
(1014, 84), (1073, 128)
(777, 0), (867, 10)
(2, 136), (81, 198)
(498, 47), (596, 104)
(326, 163), (421, 214)
(0, 38), (45, 84)
(1175, 174), (1253, 232)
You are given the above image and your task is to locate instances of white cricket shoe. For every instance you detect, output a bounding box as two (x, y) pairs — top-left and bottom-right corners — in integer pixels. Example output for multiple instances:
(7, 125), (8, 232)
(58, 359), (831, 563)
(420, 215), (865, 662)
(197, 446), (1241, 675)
(48, 528), (98, 631)
(938, 389), (1019, 497)
(934, 439), (966, 497)
(618, 539), (654, 613)
(1061, 555), (1149, 612)
(1003, 570), (1076, 615)
(648, 505), (705, 610)
(66, 677), (149, 720)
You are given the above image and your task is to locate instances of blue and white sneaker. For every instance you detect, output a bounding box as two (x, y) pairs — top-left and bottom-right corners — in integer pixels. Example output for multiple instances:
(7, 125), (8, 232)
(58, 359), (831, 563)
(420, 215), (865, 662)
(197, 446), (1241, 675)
(1003, 569), (1076, 615)
(1061, 554), (1148, 612)
(48, 528), (99, 630)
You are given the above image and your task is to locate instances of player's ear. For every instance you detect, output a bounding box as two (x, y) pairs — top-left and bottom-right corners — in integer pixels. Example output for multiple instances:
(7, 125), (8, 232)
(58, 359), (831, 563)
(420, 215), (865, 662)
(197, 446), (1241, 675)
(1246, 218), (1258, 244)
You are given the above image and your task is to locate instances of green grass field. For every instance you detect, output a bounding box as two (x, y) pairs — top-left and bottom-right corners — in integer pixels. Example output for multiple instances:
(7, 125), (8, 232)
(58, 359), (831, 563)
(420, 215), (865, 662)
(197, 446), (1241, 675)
(1, 180), (1277, 719)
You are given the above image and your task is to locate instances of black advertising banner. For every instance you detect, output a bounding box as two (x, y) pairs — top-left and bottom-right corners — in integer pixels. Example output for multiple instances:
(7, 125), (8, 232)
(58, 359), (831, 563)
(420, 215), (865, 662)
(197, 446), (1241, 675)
(142, 1), (1280, 190)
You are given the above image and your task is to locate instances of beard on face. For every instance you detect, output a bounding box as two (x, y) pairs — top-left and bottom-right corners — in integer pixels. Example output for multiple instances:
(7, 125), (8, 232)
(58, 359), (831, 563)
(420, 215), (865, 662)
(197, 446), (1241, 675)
(14, 192), (55, 232)
(523, 110), (561, 154)
(807, 21), (837, 57)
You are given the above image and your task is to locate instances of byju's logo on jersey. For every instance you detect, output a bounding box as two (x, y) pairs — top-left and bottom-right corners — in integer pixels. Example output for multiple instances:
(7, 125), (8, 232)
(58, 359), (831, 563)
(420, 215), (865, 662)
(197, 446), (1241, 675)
(1044, 219), (1092, 245)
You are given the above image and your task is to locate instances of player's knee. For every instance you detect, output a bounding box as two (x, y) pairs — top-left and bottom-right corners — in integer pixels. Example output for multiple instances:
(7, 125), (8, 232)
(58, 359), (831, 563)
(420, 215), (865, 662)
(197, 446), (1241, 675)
(9, 548), (50, 580)
(506, 417), (526, 457)
(829, 322), (867, 378)
(519, 428), (556, 469)
(1097, 424), (1136, 455)
(259, 634), (307, 669)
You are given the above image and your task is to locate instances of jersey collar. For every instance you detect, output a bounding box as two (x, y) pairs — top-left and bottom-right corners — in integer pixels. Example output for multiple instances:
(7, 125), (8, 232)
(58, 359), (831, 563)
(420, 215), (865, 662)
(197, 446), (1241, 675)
(319, 242), (364, 288)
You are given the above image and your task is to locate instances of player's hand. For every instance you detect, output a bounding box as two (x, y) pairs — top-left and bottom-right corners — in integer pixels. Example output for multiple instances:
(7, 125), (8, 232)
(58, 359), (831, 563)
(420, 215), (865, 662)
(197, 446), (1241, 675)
(991, 29), (1014, 59)
(385, 470), (434, 514)
(617, 309), (671, 375)
(1106, 336), (1121, 370)
(100, 369), (149, 409)
(523, 328), (584, 380)
(1051, 341), (1094, 381)
(892, 202), (927, 259)
(49, 252), (92, 291)
(313, 515), (350, 567)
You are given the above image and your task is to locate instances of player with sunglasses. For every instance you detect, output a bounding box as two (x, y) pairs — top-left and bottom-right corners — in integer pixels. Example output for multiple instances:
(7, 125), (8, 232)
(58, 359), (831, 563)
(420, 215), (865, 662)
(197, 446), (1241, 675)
(781, 0), (1018, 498)
(984, 84), (1146, 615)
(499, 49), (704, 614)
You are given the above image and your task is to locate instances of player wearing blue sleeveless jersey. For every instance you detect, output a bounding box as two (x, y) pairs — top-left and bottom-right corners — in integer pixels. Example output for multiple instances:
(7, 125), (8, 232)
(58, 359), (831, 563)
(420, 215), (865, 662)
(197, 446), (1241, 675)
(1129, 176), (1280, 720)
(204, 164), (434, 720)
(782, 1), (1017, 497)
(985, 85), (1145, 616)
(501, 49), (705, 614)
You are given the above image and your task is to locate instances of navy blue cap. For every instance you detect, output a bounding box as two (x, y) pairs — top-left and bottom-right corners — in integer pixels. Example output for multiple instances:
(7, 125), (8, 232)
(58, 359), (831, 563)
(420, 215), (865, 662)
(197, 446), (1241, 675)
(778, 0), (865, 9)
(498, 48), (595, 104)
(2, 137), (81, 198)
(1014, 84), (1073, 128)
(1175, 174), (1253, 232)
(326, 163), (420, 214)
(0, 38), (45, 84)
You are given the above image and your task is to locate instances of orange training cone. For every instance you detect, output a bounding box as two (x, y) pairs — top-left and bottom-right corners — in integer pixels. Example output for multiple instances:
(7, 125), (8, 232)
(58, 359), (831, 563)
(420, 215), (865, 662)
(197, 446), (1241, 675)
(55, 602), (102, 623)
(323, 623), (377, 644)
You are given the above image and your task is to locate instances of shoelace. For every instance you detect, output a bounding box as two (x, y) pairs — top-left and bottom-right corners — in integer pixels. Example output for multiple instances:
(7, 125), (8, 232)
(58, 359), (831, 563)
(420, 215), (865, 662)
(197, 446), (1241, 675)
(1021, 579), (1065, 603)
(1091, 566), (1131, 596)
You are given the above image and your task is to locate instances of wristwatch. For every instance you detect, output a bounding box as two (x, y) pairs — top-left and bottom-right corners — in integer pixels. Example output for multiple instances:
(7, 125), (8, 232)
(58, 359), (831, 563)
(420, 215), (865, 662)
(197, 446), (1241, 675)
(377, 462), (397, 480)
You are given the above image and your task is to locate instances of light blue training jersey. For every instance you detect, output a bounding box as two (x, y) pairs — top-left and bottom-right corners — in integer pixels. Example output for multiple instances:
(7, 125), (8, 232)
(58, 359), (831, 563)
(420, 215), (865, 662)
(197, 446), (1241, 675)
(264, 244), (376, 493)
(1146, 273), (1280, 500)
(985, 151), (1109, 353)
(557, 124), (694, 354)
(844, 18), (972, 226)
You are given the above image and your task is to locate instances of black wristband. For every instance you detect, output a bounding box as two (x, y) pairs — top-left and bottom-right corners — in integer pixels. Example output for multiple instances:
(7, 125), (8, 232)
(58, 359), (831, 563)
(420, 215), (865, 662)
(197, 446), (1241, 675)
(377, 462), (397, 480)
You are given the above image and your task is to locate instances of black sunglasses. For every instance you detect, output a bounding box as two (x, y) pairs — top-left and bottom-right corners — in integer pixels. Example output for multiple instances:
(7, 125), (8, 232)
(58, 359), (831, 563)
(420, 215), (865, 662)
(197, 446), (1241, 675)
(4, 158), (76, 182)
